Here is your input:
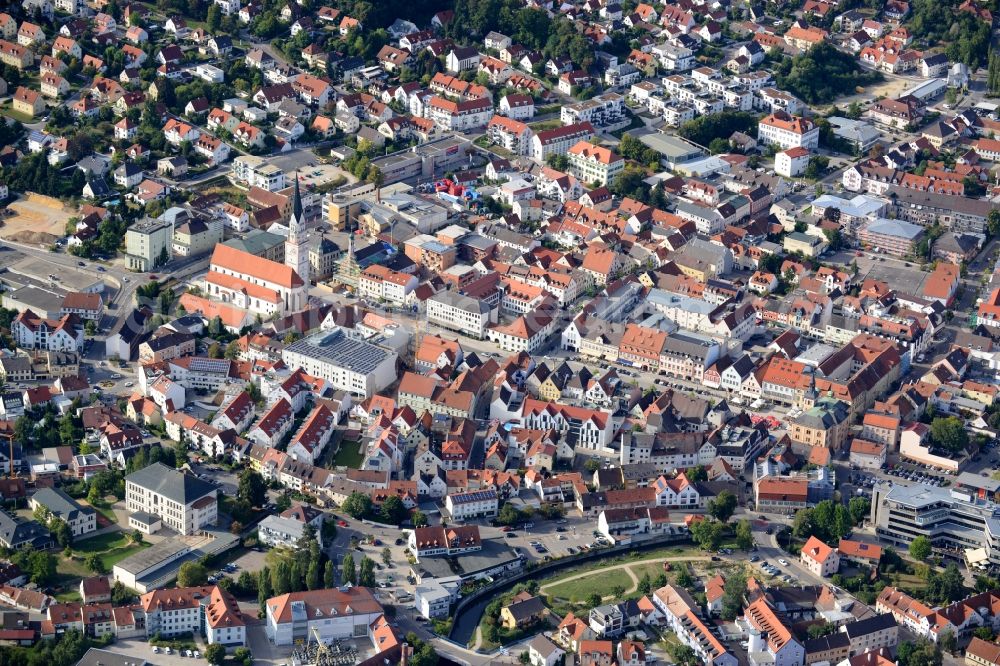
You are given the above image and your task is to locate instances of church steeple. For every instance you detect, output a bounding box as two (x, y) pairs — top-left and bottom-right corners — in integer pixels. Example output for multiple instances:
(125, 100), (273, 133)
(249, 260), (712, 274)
(291, 171), (303, 223)
(285, 171), (309, 287)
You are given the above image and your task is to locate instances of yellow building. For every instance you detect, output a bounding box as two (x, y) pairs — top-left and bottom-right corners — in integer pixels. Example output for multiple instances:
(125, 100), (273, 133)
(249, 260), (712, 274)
(12, 86), (44, 117)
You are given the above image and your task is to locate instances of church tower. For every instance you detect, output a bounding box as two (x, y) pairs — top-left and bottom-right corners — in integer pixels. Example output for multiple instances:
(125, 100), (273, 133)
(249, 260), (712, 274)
(285, 173), (310, 287)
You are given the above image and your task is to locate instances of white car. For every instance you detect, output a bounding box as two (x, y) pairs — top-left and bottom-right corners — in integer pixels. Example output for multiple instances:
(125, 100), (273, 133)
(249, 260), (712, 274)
(778, 558), (789, 566)
(152, 647), (160, 654)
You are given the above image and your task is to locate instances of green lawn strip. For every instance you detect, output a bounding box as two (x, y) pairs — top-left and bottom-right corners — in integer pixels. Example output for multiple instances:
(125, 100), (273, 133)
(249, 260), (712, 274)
(544, 567), (634, 602)
(329, 440), (364, 468)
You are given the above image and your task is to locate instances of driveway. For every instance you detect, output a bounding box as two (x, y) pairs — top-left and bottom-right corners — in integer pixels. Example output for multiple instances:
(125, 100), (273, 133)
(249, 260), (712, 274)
(103, 639), (201, 666)
(246, 625), (294, 666)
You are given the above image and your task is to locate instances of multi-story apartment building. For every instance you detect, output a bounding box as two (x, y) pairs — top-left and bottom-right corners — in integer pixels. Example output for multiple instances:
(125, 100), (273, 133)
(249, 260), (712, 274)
(12, 310), (83, 353)
(652, 585), (737, 666)
(231, 155), (285, 191)
(487, 115), (534, 155)
(757, 111), (819, 150)
(530, 122), (596, 162)
(445, 489), (499, 520)
(124, 463), (218, 536)
(124, 217), (173, 271)
(560, 93), (627, 129)
(426, 290), (497, 339)
(424, 95), (493, 132)
(566, 141), (624, 186)
(141, 585), (247, 645)
(265, 587), (384, 646)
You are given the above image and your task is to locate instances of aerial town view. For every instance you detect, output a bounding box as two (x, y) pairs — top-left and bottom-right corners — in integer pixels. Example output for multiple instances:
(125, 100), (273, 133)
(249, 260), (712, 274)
(6, 0), (1000, 665)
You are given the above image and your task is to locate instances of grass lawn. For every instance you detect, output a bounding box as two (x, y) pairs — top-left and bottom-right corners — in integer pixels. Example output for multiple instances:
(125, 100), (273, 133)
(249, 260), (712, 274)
(545, 567), (634, 602)
(894, 573), (929, 590)
(530, 119), (562, 132)
(72, 531), (151, 570)
(0, 103), (36, 124)
(54, 589), (81, 603)
(629, 561), (669, 583)
(329, 441), (364, 469)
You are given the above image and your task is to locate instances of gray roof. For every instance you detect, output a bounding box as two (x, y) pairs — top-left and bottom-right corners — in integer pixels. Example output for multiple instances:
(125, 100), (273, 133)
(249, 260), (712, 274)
(125, 462), (216, 505)
(31, 487), (93, 522)
(429, 290), (492, 314)
(283, 328), (393, 374)
(863, 218), (925, 240)
(76, 648), (147, 666)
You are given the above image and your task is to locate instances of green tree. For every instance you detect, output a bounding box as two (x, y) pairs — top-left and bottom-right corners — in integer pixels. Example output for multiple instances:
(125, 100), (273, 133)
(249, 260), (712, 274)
(689, 519), (725, 551)
(930, 416), (969, 453)
(177, 561), (208, 587)
(721, 569), (747, 620)
(380, 496), (406, 525)
(586, 592), (602, 608)
(342, 492), (372, 519)
(306, 560), (321, 591)
(237, 469), (267, 507)
(498, 502), (522, 525)
(988, 209), (1000, 237)
(204, 643), (226, 666)
(358, 557), (376, 587)
(708, 491), (737, 523)
(206, 4), (222, 32)
(848, 496), (871, 525)
(668, 644), (699, 666)
(735, 519), (754, 551)
(258, 566), (273, 615)
(808, 622), (835, 638)
(85, 553), (107, 574)
(412, 510), (428, 527)
(685, 465), (707, 482)
(52, 518), (73, 548)
(341, 553), (357, 585)
(382, 547), (392, 566)
(324, 561), (335, 588)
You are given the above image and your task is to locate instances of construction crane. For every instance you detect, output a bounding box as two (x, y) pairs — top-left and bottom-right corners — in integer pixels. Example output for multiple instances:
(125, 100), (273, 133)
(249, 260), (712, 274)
(309, 626), (330, 665)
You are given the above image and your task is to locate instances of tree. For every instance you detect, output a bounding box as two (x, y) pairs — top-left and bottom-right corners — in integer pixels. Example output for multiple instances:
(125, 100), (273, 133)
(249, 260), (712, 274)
(989, 209), (1000, 237)
(206, 4), (222, 32)
(930, 416), (969, 453)
(668, 644), (700, 666)
(735, 519), (754, 551)
(257, 566), (273, 615)
(381, 547), (392, 566)
(583, 458), (602, 473)
(52, 518), (73, 548)
(306, 560), (321, 591)
(358, 557), (376, 587)
(685, 465), (707, 482)
(721, 569), (747, 620)
(689, 519), (725, 551)
(498, 502), (523, 526)
(412, 510), (428, 527)
(177, 561), (208, 587)
(204, 643), (226, 666)
(237, 469), (267, 507)
(973, 627), (996, 641)
(85, 553), (107, 574)
(324, 561), (335, 588)
(380, 496), (406, 525)
(808, 622), (836, 638)
(938, 630), (957, 655)
(708, 491), (737, 523)
(848, 496), (871, 525)
(207, 342), (223, 359)
(342, 492), (372, 520)
(341, 553), (357, 585)
(585, 592), (602, 608)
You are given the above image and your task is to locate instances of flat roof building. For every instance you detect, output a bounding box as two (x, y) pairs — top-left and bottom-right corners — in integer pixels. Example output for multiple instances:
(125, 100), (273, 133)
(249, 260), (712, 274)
(281, 328), (397, 398)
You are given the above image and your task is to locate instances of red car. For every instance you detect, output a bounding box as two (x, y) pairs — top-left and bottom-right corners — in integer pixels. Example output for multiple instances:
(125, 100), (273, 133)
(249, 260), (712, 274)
(337, 520), (348, 527)
(500, 526), (512, 532)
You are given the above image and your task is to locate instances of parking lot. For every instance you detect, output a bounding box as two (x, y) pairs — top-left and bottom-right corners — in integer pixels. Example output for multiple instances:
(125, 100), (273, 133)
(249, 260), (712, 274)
(481, 516), (601, 563)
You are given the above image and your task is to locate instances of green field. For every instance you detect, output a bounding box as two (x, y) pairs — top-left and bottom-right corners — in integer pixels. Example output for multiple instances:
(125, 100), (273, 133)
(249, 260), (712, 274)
(72, 531), (151, 569)
(329, 441), (364, 469)
(544, 567), (634, 602)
